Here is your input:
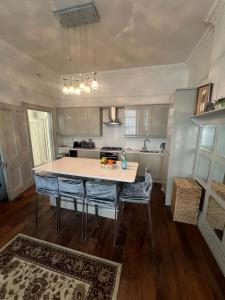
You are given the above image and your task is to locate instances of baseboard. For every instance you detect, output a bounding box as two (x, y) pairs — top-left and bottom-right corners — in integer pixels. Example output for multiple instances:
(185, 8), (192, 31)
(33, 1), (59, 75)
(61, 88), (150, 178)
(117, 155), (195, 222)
(198, 213), (225, 276)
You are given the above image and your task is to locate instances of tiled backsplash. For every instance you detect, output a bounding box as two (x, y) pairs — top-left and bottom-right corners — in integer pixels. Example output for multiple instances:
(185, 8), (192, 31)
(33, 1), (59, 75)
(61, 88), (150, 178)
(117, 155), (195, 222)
(57, 108), (166, 150)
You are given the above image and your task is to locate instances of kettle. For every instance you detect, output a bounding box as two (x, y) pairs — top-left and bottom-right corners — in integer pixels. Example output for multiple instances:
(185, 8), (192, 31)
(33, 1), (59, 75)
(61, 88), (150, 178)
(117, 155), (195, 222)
(160, 143), (165, 151)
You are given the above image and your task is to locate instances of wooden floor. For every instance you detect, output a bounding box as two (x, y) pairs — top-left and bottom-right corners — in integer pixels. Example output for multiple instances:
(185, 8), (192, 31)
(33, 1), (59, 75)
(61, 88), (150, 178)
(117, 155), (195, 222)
(0, 184), (225, 300)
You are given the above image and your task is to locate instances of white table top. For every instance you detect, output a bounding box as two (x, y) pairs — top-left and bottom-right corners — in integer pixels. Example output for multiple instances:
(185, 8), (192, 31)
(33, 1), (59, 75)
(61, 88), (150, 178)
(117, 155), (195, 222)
(33, 157), (139, 183)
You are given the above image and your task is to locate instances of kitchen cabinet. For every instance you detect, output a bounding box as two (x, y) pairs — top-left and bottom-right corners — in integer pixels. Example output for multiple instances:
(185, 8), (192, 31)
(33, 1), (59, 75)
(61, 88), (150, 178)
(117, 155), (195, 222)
(137, 106), (152, 136)
(125, 105), (168, 137)
(87, 108), (101, 136)
(57, 108), (65, 135)
(77, 150), (100, 159)
(139, 153), (162, 181)
(76, 108), (89, 136)
(56, 107), (101, 136)
(126, 152), (141, 175)
(64, 108), (77, 135)
(126, 151), (163, 181)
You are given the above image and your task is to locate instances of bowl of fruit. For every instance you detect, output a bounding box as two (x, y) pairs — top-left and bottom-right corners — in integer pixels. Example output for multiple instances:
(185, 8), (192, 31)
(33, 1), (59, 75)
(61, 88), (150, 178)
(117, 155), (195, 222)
(100, 157), (117, 169)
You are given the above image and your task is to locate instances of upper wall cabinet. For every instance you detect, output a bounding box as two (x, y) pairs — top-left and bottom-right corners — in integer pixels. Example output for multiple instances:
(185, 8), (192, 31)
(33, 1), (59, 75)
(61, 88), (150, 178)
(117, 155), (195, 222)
(124, 104), (168, 137)
(56, 107), (101, 136)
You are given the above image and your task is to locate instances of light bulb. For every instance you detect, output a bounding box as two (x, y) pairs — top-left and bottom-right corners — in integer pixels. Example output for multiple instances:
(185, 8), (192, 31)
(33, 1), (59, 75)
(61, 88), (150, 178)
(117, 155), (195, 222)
(62, 84), (69, 95)
(85, 85), (91, 94)
(74, 87), (81, 95)
(80, 81), (86, 91)
(69, 84), (75, 94)
(91, 79), (98, 90)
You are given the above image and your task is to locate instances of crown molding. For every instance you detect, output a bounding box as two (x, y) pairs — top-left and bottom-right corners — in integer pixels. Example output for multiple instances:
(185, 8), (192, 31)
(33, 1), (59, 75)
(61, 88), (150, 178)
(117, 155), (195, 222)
(0, 38), (60, 82)
(61, 63), (186, 80)
(205, 0), (225, 26)
(186, 27), (214, 65)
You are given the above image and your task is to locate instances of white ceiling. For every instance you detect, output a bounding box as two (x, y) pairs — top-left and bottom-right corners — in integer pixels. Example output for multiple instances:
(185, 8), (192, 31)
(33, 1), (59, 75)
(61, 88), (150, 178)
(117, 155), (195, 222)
(0, 0), (214, 74)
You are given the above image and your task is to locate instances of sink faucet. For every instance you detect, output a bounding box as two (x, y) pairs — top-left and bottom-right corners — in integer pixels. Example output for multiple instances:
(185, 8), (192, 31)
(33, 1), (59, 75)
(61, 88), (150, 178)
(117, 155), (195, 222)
(143, 138), (151, 151)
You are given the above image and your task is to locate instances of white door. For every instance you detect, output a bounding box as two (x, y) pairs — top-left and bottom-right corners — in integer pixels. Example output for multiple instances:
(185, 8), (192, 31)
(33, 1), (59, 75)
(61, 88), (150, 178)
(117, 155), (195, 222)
(0, 107), (34, 200)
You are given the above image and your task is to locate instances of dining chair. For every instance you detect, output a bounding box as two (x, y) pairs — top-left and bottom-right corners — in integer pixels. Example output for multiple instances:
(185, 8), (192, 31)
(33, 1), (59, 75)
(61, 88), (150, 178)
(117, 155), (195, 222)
(85, 180), (119, 246)
(34, 172), (60, 231)
(119, 168), (154, 244)
(58, 177), (86, 239)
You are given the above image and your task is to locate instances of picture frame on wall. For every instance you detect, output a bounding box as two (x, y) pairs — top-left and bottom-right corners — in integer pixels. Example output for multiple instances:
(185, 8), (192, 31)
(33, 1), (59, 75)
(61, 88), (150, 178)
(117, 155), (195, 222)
(195, 83), (213, 115)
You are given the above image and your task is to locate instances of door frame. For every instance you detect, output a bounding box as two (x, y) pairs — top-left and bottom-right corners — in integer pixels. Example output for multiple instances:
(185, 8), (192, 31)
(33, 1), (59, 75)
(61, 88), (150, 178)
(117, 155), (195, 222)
(21, 102), (57, 161)
(0, 102), (34, 200)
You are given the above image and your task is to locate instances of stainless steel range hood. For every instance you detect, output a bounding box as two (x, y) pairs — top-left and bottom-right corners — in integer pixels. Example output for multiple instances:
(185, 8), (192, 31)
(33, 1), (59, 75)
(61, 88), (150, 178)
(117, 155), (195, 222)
(104, 107), (121, 126)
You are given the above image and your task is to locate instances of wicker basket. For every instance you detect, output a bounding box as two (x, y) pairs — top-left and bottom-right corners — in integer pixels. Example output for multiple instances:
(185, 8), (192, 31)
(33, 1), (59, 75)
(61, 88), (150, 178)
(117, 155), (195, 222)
(171, 178), (202, 225)
(206, 196), (225, 230)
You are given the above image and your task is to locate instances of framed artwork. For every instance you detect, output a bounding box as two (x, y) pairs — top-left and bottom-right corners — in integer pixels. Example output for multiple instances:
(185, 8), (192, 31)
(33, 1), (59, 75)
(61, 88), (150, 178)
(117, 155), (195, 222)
(195, 83), (213, 114)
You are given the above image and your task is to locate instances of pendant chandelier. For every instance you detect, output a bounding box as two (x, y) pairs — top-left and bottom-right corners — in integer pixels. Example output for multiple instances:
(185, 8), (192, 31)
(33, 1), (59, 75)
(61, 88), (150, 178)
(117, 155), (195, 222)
(53, 2), (100, 95)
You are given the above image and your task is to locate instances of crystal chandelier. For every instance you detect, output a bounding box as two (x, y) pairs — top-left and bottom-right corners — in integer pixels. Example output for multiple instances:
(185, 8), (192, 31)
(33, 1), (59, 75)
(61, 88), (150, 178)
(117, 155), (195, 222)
(53, 3), (100, 96)
(62, 72), (98, 96)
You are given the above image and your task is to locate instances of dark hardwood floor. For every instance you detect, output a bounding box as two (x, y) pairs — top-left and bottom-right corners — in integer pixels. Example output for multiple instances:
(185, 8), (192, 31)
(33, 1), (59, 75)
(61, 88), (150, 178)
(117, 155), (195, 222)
(0, 184), (225, 299)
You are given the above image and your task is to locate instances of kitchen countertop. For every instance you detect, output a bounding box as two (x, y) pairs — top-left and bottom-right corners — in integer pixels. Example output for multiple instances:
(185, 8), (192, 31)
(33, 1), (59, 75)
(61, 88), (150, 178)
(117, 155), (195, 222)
(56, 146), (165, 155)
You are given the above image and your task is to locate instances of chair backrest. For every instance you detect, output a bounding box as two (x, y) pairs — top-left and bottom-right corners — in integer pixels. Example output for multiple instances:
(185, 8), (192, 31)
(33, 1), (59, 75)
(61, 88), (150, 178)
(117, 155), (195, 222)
(58, 177), (85, 196)
(86, 181), (117, 202)
(144, 168), (153, 197)
(34, 172), (58, 195)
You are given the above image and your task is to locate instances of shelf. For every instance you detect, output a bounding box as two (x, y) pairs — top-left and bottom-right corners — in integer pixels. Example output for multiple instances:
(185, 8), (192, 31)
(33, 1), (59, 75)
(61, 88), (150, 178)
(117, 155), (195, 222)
(191, 108), (225, 125)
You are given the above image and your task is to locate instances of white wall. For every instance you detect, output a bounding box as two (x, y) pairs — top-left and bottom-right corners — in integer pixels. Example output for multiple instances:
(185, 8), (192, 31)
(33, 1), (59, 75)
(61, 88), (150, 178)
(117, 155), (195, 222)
(0, 38), (60, 107)
(59, 63), (187, 107)
(187, 1), (225, 101)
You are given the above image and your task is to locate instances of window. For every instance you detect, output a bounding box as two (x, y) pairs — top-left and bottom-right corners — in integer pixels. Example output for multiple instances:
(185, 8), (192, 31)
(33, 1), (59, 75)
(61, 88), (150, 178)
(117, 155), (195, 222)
(125, 109), (137, 136)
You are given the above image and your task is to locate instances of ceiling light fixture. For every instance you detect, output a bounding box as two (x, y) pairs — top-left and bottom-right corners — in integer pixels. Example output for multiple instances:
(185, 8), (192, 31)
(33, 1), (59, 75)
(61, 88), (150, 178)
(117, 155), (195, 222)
(53, 3), (100, 96)
(91, 72), (98, 90)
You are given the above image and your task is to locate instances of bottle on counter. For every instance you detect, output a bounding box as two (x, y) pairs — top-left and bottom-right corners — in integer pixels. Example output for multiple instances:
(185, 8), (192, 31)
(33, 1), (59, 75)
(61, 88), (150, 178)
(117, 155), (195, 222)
(121, 149), (127, 169)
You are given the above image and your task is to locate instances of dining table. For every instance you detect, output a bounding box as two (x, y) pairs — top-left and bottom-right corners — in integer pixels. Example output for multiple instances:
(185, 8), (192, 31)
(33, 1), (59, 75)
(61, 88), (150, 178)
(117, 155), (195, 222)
(33, 157), (139, 218)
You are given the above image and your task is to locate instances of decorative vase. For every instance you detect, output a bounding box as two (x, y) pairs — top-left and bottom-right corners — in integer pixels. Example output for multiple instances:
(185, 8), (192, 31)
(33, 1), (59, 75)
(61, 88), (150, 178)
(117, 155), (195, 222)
(215, 97), (225, 110)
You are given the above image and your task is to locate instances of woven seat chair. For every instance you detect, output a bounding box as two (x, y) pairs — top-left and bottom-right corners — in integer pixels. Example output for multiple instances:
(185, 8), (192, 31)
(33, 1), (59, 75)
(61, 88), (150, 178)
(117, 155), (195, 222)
(85, 180), (119, 246)
(119, 168), (154, 243)
(34, 172), (60, 231)
(58, 177), (85, 238)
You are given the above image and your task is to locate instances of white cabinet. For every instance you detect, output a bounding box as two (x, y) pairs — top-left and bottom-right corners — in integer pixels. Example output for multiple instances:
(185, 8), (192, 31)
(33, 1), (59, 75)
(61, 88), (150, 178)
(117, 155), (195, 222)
(64, 108), (77, 135)
(126, 151), (163, 182)
(151, 105), (168, 137)
(56, 107), (101, 136)
(126, 152), (141, 175)
(139, 153), (162, 181)
(87, 108), (101, 136)
(77, 150), (100, 159)
(125, 105), (168, 137)
(76, 108), (89, 136)
(57, 108), (65, 135)
(137, 106), (151, 136)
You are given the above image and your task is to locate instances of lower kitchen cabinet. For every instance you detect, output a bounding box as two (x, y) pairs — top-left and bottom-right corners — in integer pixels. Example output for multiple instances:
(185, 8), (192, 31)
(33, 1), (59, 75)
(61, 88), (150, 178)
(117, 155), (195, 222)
(126, 152), (142, 176)
(77, 150), (100, 159)
(127, 152), (163, 182)
(138, 153), (162, 182)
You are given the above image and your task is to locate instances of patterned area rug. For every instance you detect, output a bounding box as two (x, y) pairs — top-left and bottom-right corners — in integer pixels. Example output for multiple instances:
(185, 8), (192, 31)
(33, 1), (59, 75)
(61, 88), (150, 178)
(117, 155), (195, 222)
(0, 234), (122, 299)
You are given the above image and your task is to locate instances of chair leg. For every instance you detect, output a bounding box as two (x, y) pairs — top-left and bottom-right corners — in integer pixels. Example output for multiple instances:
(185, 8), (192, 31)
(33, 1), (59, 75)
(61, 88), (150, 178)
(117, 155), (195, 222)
(113, 204), (118, 247)
(56, 196), (61, 233)
(81, 198), (85, 241)
(85, 202), (88, 242)
(35, 193), (38, 231)
(147, 202), (154, 246)
(74, 198), (77, 212)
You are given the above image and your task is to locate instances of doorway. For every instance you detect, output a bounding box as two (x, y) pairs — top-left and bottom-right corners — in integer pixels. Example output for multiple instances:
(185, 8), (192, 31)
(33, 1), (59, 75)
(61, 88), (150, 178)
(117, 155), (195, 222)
(28, 110), (54, 167)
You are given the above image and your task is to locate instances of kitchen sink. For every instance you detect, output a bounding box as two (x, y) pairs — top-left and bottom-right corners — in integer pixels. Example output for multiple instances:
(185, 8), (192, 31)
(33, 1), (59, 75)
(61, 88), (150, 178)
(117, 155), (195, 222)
(140, 150), (161, 153)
